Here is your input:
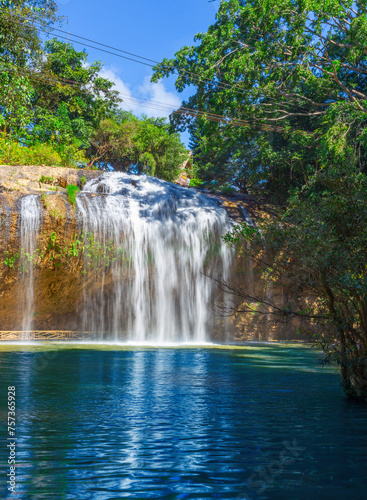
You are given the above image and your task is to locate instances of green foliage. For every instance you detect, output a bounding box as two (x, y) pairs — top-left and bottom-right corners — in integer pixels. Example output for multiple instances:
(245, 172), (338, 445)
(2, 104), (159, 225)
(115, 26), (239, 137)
(40, 193), (48, 209)
(0, 1), (60, 138)
(0, 137), (61, 166)
(0, 67), (34, 136)
(80, 176), (86, 189)
(153, 0), (367, 200)
(39, 175), (54, 185)
(49, 208), (64, 220)
(29, 39), (121, 152)
(89, 113), (188, 181)
(3, 251), (16, 269)
(0, 136), (85, 168)
(189, 177), (204, 188)
(220, 185), (235, 195)
(44, 231), (131, 271)
(0, 1), (60, 67)
(66, 184), (80, 206)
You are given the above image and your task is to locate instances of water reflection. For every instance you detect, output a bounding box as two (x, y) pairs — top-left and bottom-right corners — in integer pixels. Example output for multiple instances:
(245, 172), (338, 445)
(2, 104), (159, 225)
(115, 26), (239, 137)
(0, 345), (367, 499)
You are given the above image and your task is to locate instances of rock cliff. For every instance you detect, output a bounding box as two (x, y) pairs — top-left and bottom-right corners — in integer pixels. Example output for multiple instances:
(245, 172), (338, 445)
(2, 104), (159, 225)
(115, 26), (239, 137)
(0, 165), (311, 342)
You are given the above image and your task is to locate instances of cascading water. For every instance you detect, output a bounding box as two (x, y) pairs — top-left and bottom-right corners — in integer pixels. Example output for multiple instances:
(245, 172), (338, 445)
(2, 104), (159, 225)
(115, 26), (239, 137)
(19, 195), (41, 334)
(76, 173), (234, 343)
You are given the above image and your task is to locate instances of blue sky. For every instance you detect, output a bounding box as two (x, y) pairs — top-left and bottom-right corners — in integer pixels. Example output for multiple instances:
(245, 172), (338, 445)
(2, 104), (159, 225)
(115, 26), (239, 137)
(55, 0), (219, 128)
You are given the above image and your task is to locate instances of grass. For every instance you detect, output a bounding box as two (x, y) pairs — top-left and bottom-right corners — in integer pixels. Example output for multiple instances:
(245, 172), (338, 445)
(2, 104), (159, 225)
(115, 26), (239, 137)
(40, 194), (49, 209)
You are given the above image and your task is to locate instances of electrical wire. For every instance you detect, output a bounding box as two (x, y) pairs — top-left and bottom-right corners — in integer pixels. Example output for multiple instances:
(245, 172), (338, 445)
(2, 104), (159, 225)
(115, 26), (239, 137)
(0, 9), (285, 132)
(0, 9), (249, 97)
(1, 62), (269, 129)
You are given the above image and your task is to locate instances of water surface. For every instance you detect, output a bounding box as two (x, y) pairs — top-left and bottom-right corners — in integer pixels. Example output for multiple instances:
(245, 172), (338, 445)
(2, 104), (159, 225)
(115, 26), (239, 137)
(0, 344), (366, 499)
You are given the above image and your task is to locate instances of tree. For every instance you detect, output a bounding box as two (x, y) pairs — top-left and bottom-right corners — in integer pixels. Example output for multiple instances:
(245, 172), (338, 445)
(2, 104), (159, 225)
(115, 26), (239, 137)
(0, 1), (59, 67)
(187, 119), (265, 193)
(89, 115), (137, 170)
(0, 1), (60, 137)
(153, 0), (367, 401)
(224, 165), (367, 402)
(90, 113), (188, 181)
(153, 0), (367, 201)
(133, 116), (187, 180)
(30, 39), (121, 154)
(0, 67), (34, 136)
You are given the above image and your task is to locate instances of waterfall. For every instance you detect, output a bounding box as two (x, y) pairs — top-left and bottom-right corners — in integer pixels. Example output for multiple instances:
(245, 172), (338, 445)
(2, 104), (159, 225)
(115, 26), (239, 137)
(19, 195), (41, 334)
(76, 173), (233, 344)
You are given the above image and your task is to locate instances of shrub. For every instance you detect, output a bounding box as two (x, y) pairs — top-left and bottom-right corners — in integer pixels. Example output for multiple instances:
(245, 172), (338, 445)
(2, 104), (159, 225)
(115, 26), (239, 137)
(39, 175), (54, 185)
(221, 185), (235, 195)
(80, 176), (86, 189)
(189, 177), (204, 188)
(0, 138), (61, 166)
(66, 185), (80, 205)
(0, 138), (87, 168)
(57, 143), (87, 168)
(28, 143), (61, 166)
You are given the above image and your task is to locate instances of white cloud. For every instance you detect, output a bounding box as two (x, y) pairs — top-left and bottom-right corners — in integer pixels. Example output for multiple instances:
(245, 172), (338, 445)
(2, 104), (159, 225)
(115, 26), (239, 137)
(99, 68), (181, 119)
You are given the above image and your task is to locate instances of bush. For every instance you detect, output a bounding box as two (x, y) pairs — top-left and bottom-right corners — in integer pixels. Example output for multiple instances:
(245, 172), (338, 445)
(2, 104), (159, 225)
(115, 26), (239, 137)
(221, 184), (235, 195)
(0, 138), (87, 168)
(39, 175), (54, 185)
(0, 138), (61, 166)
(57, 143), (87, 168)
(66, 185), (80, 205)
(189, 177), (204, 188)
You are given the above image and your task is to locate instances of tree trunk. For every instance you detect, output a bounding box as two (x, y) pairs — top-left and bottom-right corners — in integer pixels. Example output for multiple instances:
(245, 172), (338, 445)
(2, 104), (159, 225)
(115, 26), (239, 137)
(340, 328), (367, 403)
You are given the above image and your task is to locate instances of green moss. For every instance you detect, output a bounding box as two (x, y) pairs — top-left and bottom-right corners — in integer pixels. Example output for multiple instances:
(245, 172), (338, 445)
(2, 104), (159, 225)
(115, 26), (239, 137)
(66, 184), (80, 205)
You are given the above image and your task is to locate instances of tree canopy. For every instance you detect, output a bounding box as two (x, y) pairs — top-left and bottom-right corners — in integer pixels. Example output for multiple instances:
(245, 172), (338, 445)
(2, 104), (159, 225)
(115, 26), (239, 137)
(153, 0), (367, 401)
(89, 112), (188, 180)
(153, 0), (367, 199)
(0, 4), (187, 180)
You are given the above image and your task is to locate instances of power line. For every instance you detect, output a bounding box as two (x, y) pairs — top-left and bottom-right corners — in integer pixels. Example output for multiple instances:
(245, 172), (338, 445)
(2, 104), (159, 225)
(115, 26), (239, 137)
(0, 10), (285, 132)
(5, 65), (281, 130)
(1, 62), (272, 129)
(0, 63), (179, 114)
(0, 8), (158, 64)
(0, 9), (249, 97)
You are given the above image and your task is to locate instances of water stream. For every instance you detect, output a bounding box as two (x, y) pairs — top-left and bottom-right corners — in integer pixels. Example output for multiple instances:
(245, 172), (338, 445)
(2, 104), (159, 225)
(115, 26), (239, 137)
(18, 195), (41, 335)
(75, 173), (234, 343)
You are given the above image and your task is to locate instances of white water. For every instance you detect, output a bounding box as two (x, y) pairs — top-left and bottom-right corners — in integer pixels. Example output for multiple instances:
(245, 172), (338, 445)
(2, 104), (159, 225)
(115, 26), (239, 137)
(19, 195), (41, 334)
(77, 173), (234, 343)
